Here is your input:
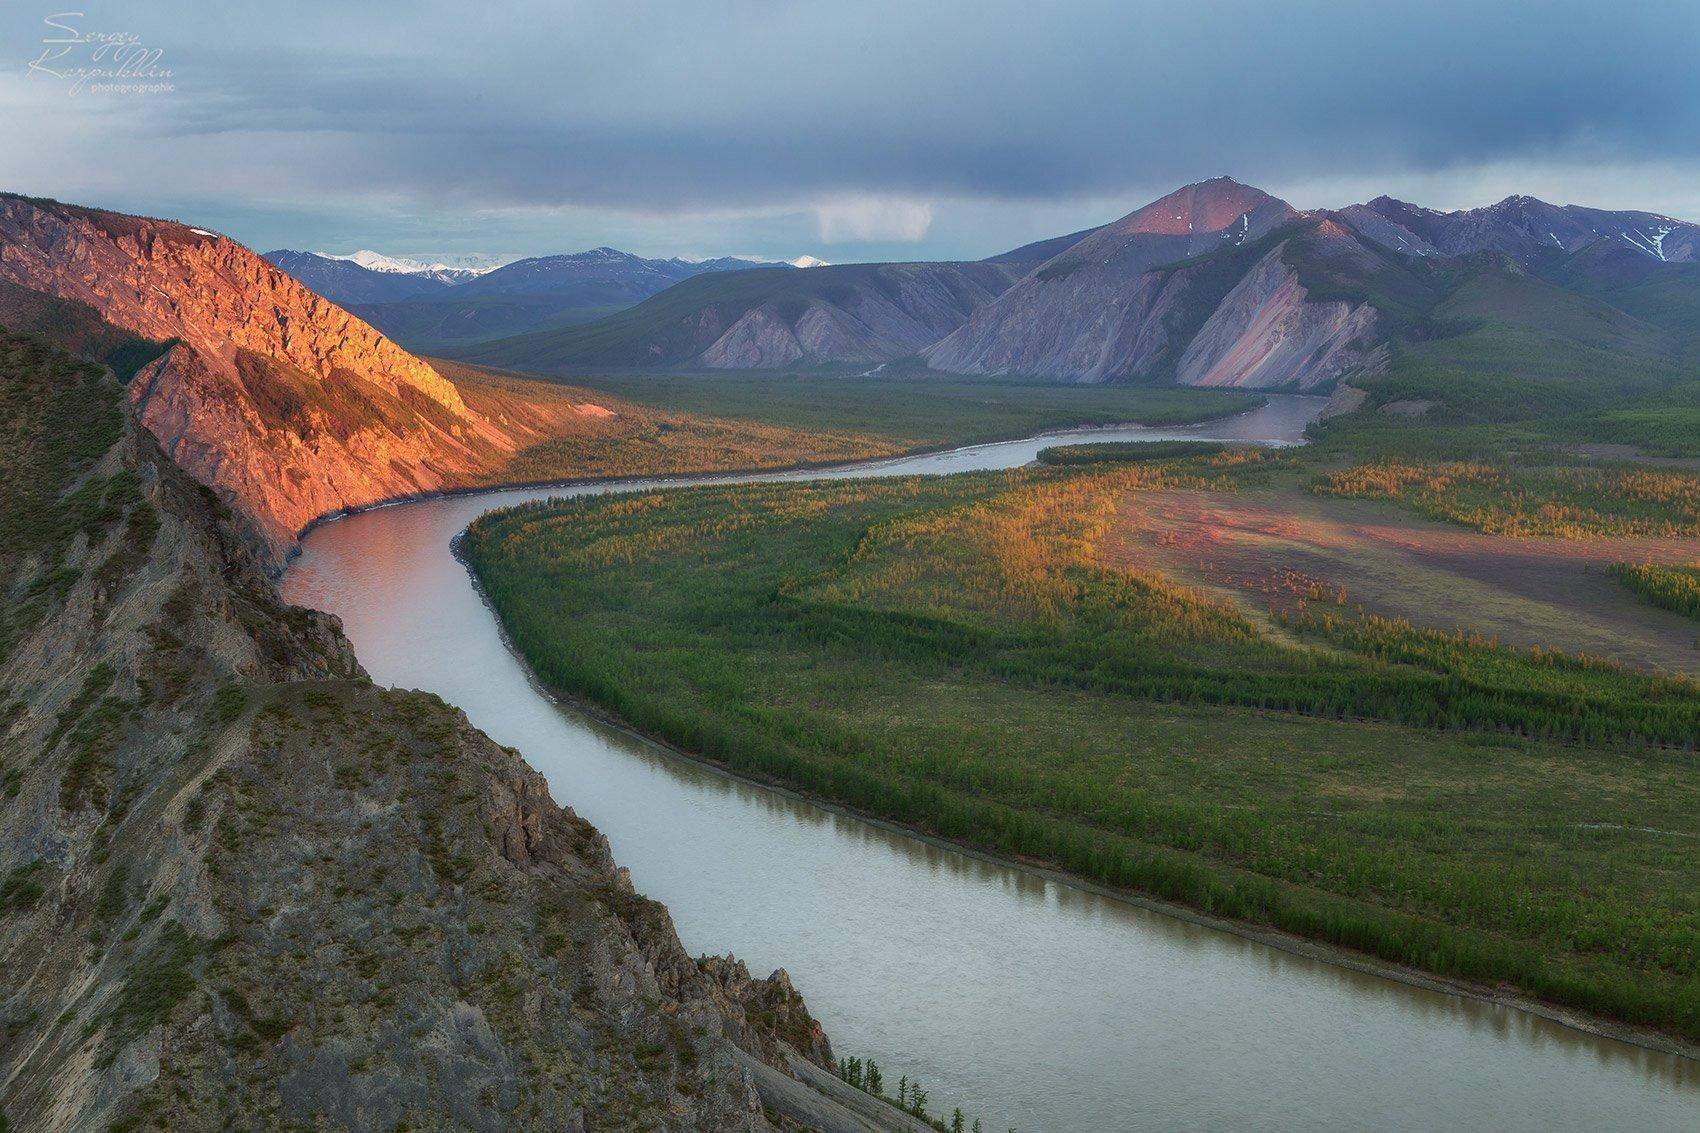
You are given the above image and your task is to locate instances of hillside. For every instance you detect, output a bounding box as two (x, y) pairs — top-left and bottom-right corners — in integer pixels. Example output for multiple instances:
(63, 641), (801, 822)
(462, 260), (1019, 371)
(0, 326), (925, 1131)
(0, 196), (886, 566)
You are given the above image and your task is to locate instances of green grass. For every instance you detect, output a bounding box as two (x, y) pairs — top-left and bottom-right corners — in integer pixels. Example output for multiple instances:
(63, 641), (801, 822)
(464, 461), (1700, 1041)
(551, 370), (1262, 448)
(1037, 440), (1241, 465)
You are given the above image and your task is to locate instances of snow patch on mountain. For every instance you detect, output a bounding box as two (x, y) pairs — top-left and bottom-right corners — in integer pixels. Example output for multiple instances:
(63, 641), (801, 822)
(323, 250), (509, 280)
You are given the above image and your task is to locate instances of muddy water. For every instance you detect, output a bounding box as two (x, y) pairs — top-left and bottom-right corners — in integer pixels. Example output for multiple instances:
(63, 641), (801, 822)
(283, 396), (1699, 1130)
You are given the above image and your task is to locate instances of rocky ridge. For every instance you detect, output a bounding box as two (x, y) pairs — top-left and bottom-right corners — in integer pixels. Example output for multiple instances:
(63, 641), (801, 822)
(0, 194), (615, 565)
(0, 331), (911, 1130)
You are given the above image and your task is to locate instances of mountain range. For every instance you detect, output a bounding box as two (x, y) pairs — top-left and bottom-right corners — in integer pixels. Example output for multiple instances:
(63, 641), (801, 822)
(458, 178), (1700, 390)
(262, 247), (824, 351)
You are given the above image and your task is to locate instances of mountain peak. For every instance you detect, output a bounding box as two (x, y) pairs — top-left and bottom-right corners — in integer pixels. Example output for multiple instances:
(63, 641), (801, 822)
(1108, 178), (1295, 238)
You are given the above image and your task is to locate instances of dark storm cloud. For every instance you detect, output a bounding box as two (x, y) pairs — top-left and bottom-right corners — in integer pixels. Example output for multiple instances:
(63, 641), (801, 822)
(3, 0), (1698, 254)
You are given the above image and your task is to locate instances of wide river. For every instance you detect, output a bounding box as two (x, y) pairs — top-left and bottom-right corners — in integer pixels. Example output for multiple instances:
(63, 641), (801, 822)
(283, 396), (1699, 1130)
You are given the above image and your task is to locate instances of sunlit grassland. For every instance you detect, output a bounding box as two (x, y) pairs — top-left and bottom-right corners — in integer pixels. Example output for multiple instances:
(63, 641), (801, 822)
(464, 453), (1700, 1041)
(1315, 459), (1700, 538)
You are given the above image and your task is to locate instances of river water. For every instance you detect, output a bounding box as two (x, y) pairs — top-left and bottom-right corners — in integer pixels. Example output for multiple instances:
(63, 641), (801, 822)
(282, 396), (1699, 1130)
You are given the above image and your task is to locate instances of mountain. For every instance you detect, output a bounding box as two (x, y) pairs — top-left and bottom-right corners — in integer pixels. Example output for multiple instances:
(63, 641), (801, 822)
(463, 259), (1020, 371)
(331, 248), (494, 282)
(262, 249), (461, 304)
(0, 195), (627, 562)
(927, 179), (1308, 382)
(1341, 195), (1700, 265)
(924, 179), (1700, 389)
(337, 248), (772, 351)
(0, 321), (904, 1131)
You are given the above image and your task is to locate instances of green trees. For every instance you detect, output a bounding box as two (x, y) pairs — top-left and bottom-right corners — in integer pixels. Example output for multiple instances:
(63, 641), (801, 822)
(1612, 562), (1700, 620)
(463, 465), (1700, 1042)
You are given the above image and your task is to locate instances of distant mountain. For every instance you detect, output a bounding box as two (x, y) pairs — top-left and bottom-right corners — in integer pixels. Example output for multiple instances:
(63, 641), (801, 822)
(1341, 196), (1700, 264)
(264, 247), (775, 351)
(330, 248), (496, 282)
(463, 260), (1019, 371)
(295, 178), (1700, 393)
(263, 249), (460, 304)
(922, 179), (1700, 389)
(927, 179), (1308, 382)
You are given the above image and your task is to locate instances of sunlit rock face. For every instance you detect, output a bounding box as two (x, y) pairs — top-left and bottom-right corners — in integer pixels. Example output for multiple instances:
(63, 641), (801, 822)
(0, 194), (586, 563)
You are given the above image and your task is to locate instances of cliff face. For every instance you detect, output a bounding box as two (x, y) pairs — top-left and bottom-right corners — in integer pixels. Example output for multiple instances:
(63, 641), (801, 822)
(923, 178), (1307, 382)
(0, 331), (898, 1131)
(1175, 242), (1384, 390)
(0, 195), (609, 564)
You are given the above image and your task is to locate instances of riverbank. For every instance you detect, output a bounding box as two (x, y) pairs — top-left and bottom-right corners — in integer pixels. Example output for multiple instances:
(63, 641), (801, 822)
(459, 458), (1700, 1056)
(286, 397), (1700, 1130)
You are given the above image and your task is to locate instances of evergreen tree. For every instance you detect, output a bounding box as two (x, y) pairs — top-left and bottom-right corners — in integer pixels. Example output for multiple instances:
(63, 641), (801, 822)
(866, 1061), (883, 1095)
(898, 1076), (908, 1107)
(952, 1108), (965, 1133)
(910, 1082), (929, 1117)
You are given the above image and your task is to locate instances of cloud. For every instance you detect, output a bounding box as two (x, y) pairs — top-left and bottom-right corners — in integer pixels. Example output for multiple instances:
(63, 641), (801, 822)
(1, 0), (1697, 256)
(812, 196), (935, 244)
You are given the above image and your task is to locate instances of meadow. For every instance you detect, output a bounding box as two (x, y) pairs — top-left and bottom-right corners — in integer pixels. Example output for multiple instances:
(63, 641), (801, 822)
(463, 453), (1700, 1042)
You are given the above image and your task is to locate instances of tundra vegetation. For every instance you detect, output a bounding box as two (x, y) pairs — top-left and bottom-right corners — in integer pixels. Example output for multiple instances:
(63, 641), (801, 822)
(465, 442), (1700, 1044)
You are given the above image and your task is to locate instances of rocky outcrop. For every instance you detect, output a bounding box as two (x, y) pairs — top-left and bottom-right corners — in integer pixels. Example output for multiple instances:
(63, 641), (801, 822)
(1175, 241), (1384, 390)
(0, 331), (895, 1131)
(0, 195), (613, 564)
(924, 178), (1303, 382)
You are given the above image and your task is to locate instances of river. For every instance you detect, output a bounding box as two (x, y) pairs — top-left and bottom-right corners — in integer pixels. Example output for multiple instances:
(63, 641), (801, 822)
(282, 395), (1699, 1130)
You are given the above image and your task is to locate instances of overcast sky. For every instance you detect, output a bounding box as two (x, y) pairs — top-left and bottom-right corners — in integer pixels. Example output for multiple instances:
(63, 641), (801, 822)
(4, 1), (1698, 263)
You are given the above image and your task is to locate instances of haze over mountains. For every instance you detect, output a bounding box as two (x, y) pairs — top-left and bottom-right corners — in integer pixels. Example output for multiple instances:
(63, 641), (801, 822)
(456, 177), (1700, 390)
(262, 246), (826, 351)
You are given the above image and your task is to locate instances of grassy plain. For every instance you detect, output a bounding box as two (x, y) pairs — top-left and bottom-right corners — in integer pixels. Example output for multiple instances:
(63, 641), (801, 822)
(464, 452), (1700, 1042)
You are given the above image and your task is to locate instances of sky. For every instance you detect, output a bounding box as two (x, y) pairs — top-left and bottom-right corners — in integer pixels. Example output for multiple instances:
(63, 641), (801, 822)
(4, 0), (1699, 264)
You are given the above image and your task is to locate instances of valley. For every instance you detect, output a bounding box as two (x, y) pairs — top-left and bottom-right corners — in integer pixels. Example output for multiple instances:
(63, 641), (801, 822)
(6, 176), (1700, 1130)
(11, 1), (1700, 1126)
(287, 403), (1700, 1131)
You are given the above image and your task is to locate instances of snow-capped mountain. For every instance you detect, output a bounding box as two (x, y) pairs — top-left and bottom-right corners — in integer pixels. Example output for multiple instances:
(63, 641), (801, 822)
(327, 250), (504, 284)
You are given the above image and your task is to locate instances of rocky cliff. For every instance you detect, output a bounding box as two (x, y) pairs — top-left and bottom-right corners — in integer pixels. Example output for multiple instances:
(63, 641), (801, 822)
(0, 330), (910, 1131)
(1174, 229), (1385, 390)
(0, 195), (614, 564)
(923, 178), (1305, 382)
